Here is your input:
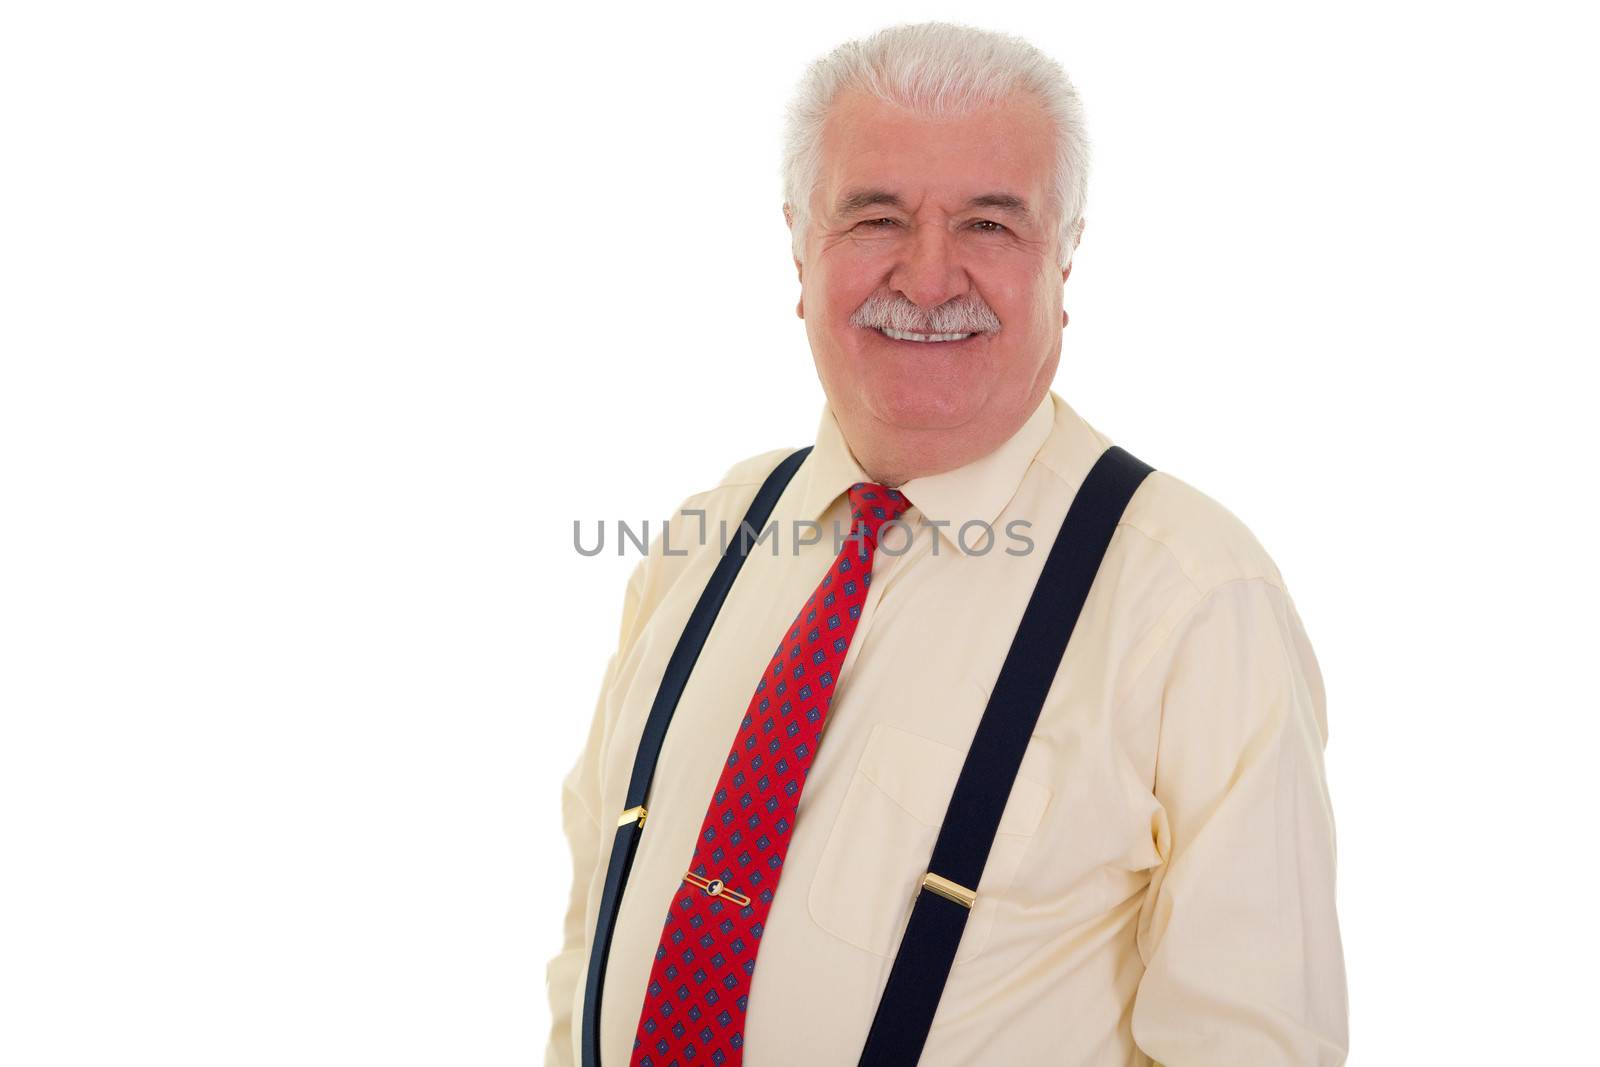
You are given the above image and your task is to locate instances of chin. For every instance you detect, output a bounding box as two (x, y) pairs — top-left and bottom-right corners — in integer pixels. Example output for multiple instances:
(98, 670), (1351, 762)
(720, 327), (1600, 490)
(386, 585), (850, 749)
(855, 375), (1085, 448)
(818, 331), (994, 427)
(858, 380), (982, 429)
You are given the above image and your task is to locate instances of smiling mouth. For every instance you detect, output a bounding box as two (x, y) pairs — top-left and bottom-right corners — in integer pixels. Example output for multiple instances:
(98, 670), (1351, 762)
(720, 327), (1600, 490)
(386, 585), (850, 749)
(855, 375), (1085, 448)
(872, 326), (981, 343)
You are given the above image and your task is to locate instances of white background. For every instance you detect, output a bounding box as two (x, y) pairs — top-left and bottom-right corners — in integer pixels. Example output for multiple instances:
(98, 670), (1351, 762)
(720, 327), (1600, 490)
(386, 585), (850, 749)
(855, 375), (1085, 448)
(3, 1), (1596, 1063)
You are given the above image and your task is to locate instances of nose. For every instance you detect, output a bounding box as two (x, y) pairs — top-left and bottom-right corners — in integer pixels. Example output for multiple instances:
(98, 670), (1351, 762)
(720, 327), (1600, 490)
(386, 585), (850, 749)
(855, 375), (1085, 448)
(887, 221), (969, 312)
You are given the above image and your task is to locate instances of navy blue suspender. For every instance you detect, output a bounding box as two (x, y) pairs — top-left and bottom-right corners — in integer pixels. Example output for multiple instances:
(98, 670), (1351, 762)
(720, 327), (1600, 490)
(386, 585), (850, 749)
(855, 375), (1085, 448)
(855, 443), (1154, 1066)
(582, 445), (814, 1067)
(580, 443), (1155, 1067)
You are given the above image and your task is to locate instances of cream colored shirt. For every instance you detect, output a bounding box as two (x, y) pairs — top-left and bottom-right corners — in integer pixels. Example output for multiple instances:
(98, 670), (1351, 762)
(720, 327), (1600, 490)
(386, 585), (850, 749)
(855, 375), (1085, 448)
(544, 389), (1347, 1066)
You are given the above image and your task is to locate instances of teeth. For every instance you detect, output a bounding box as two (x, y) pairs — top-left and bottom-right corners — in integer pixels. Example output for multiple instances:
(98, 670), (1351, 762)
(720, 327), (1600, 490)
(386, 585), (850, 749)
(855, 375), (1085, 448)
(880, 326), (975, 343)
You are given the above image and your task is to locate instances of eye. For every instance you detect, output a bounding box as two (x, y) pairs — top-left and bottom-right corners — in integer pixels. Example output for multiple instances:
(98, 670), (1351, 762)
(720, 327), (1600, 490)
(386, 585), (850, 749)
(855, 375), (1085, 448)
(971, 219), (1007, 233)
(856, 217), (899, 229)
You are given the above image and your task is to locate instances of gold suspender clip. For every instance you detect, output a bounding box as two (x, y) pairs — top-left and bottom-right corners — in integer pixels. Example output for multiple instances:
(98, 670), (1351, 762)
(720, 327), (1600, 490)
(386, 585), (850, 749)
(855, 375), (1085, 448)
(617, 805), (648, 828)
(921, 871), (977, 908)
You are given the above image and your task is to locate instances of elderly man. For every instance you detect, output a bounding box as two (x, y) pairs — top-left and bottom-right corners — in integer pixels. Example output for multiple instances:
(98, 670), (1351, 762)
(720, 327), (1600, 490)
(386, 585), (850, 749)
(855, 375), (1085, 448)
(545, 21), (1347, 1067)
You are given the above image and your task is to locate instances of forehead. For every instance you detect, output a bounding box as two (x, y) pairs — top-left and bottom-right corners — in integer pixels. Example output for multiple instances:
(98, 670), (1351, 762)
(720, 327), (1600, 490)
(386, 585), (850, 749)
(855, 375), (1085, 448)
(815, 88), (1055, 215)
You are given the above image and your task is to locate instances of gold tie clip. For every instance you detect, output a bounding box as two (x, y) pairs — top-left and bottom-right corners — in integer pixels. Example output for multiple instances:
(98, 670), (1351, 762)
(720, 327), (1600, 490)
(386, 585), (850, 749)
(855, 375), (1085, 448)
(683, 870), (753, 907)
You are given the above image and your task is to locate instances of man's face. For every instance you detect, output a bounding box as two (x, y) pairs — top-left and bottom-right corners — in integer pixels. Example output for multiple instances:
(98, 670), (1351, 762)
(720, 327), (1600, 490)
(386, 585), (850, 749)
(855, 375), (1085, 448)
(792, 88), (1069, 436)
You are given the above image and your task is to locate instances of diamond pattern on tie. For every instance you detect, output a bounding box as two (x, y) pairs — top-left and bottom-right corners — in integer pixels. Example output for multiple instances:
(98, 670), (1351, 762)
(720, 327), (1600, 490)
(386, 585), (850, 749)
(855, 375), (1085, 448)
(627, 482), (912, 1067)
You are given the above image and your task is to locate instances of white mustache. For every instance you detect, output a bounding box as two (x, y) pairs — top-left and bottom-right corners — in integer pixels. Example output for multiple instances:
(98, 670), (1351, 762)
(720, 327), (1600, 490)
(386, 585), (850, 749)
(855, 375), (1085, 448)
(848, 290), (1002, 335)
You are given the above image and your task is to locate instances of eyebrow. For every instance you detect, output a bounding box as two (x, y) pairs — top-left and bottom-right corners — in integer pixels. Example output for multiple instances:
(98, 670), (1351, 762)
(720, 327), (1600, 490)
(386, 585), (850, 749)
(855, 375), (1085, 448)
(834, 188), (1034, 222)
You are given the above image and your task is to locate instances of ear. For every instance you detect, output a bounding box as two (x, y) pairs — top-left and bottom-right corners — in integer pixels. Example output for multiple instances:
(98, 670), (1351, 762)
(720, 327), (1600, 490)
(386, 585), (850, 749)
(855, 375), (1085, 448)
(1063, 216), (1085, 281)
(784, 203), (804, 283)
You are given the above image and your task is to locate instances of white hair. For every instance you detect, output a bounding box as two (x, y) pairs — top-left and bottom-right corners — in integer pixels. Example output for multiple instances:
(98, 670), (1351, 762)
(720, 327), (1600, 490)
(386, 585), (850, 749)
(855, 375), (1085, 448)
(781, 21), (1091, 271)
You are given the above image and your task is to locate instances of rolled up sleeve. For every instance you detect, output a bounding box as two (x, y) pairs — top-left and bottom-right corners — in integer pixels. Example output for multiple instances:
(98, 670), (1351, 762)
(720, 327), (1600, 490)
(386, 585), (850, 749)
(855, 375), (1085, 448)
(1131, 577), (1348, 1065)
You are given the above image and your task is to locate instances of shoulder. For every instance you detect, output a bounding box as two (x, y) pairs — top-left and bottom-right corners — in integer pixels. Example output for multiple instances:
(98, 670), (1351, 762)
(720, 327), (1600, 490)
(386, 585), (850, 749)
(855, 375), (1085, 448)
(711, 446), (803, 496)
(632, 443), (803, 591)
(1116, 464), (1288, 598)
(1099, 459), (1319, 715)
(1037, 397), (1286, 599)
(665, 445), (802, 524)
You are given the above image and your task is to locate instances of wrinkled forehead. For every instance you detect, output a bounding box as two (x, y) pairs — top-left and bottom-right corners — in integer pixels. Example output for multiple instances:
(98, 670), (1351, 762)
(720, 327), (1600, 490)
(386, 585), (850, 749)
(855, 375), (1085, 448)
(813, 88), (1056, 221)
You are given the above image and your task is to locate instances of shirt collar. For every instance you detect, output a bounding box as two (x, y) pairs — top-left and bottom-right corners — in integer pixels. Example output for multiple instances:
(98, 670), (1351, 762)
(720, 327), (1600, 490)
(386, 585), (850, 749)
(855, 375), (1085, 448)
(797, 389), (1057, 557)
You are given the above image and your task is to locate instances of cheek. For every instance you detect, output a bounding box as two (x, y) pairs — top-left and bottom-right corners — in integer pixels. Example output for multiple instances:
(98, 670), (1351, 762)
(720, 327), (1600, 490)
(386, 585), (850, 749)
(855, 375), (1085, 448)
(812, 241), (896, 308)
(818, 272), (878, 327)
(990, 270), (1059, 330)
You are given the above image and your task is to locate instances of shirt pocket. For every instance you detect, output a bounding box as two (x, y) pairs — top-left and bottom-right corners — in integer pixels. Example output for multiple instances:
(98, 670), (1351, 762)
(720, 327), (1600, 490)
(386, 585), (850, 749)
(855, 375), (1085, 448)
(805, 721), (1052, 966)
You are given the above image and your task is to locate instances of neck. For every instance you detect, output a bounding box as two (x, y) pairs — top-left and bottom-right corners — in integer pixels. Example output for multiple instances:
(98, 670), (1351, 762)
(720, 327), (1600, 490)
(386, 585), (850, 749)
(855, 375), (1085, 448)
(837, 386), (1049, 487)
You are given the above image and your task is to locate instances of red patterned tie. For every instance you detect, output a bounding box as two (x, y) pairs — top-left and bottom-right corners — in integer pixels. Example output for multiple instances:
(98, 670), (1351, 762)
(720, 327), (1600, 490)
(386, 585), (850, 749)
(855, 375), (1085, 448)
(627, 481), (913, 1067)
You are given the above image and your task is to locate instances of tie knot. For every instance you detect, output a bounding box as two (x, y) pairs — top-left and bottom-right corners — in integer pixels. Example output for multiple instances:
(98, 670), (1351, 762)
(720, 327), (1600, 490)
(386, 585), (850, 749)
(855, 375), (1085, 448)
(846, 481), (912, 540)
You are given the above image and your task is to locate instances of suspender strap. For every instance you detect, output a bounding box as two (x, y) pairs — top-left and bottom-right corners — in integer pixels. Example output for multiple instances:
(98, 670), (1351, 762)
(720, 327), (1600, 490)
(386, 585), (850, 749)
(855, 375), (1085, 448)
(581, 445), (813, 1067)
(856, 444), (1156, 1067)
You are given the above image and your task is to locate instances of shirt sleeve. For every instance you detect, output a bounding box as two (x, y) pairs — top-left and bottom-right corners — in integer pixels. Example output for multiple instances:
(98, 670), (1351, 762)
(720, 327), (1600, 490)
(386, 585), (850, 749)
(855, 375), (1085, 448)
(543, 558), (647, 1067)
(1130, 576), (1349, 1066)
